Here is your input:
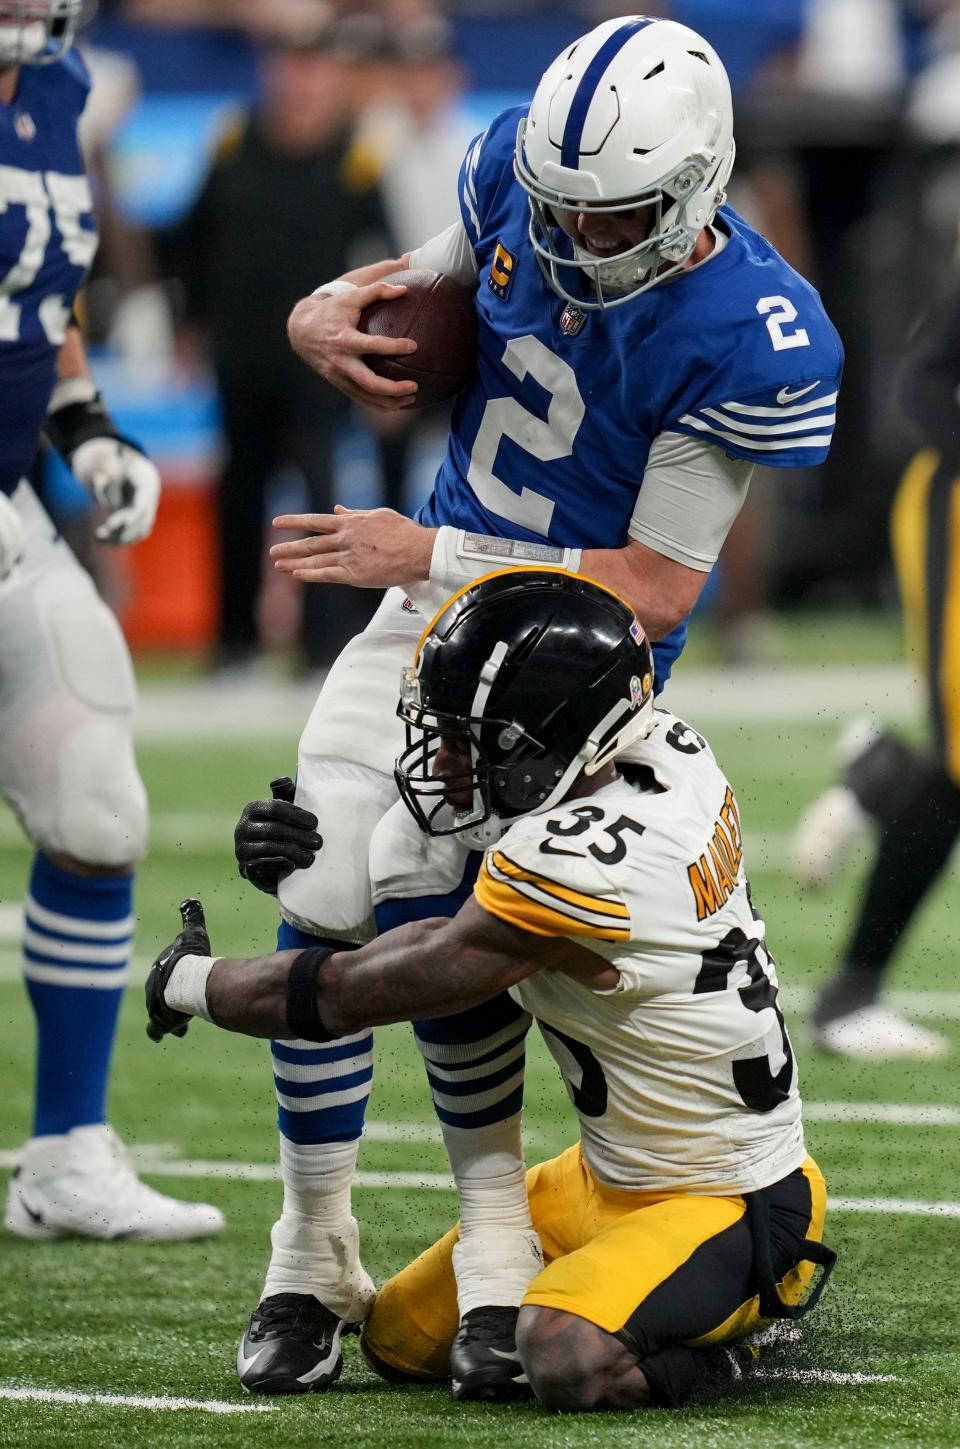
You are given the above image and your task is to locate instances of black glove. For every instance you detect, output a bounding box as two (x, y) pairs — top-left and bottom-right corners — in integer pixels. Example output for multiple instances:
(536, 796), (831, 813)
(145, 898), (211, 1043)
(235, 776), (323, 896)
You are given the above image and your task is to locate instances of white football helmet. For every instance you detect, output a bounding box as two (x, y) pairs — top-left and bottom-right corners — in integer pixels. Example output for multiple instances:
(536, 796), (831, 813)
(0, 0), (83, 66)
(514, 15), (735, 308)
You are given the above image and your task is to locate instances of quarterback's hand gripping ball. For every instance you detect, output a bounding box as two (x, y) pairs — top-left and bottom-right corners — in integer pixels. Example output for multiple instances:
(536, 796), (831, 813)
(235, 776), (323, 895)
(145, 898), (211, 1043)
(358, 269), (477, 409)
(70, 436), (162, 546)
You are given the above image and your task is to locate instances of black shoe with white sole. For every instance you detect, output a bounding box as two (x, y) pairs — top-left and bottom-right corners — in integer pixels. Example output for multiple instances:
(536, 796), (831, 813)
(449, 1305), (532, 1402)
(236, 1292), (356, 1394)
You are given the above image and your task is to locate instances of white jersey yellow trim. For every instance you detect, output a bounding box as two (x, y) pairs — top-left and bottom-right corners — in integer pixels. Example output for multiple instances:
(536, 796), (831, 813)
(477, 849), (631, 941)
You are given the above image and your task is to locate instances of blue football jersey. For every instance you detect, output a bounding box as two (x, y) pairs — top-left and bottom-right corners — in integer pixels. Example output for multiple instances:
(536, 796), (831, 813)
(418, 106), (843, 686)
(0, 52), (98, 496)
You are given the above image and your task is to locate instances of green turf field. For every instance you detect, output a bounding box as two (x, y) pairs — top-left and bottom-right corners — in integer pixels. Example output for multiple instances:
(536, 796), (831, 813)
(1, 666), (959, 1447)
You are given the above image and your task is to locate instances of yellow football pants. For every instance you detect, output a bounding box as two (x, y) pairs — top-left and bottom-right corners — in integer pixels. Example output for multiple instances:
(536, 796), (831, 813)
(364, 1145), (827, 1379)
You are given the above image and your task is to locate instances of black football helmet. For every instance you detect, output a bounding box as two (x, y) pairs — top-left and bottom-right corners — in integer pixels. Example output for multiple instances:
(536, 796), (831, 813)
(394, 569), (655, 847)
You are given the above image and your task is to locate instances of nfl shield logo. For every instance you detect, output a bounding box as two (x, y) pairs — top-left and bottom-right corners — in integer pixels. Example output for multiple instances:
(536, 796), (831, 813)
(559, 303), (587, 337)
(15, 112), (37, 143)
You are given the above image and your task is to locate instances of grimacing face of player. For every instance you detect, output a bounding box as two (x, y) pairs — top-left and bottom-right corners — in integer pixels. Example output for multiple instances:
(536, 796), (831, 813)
(554, 202), (657, 259)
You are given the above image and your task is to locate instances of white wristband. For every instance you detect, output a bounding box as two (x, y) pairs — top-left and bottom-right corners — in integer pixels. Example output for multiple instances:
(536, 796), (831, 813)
(47, 375), (99, 415)
(163, 953), (220, 1022)
(404, 527), (582, 618)
(311, 279), (359, 298)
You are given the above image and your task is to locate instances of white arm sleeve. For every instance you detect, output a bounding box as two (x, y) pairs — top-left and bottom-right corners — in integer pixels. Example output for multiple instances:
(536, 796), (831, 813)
(408, 220), (479, 287)
(629, 433), (754, 572)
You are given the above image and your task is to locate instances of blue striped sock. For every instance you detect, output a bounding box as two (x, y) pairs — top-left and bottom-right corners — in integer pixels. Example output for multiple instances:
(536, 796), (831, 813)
(23, 854), (134, 1138)
(414, 994), (531, 1130)
(273, 921), (372, 1146)
(376, 856), (531, 1132)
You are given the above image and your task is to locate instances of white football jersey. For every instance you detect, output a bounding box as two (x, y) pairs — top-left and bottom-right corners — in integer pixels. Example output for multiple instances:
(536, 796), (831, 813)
(474, 709), (806, 1195)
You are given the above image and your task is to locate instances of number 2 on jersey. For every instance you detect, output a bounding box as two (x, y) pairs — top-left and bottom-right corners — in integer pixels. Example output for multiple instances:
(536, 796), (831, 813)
(467, 334), (585, 534)
(756, 295), (809, 353)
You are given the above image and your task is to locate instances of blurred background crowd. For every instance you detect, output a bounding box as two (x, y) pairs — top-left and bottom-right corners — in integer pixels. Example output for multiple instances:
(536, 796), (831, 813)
(55, 0), (960, 675)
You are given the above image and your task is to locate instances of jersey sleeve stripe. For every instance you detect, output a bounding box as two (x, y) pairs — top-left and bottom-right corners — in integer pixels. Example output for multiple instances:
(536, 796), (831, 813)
(476, 861), (631, 941)
(675, 415), (834, 452)
(465, 131), (485, 202)
(722, 391), (838, 418)
(461, 181), (481, 241)
(699, 406), (836, 437)
(488, 850), (630, 918)
(487, 871), (629, 931)
(459, 131), (486, 240)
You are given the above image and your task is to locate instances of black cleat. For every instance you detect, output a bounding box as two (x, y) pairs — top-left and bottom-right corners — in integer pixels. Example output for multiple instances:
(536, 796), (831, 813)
(236, 1292), (356, 1395)
(449, 1306), (531, 1402)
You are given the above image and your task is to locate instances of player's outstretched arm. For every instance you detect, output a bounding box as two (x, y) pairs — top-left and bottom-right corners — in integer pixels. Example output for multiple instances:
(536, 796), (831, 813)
(269, 512), (705, 642)
(148, 896), (607, 1044)
(270, 505), (437, 591)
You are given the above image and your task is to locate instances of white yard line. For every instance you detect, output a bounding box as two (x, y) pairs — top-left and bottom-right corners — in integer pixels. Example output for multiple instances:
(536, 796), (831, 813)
(0, 813), (940, 879)
(1, 1145), (957, 1212)
(0, 812), (236, 855)
(0, 1386), (275, 1414)
(366, 1106), (960, 1134)
(803, 1102), (960, 1126)
(2, 926), (956, 1027)
(127, 665), (918, 740)
(782, 988), (960, 1022)
(828, 1196), (960, 1218)
(363, 1121), (443, 1143)
(0, 1373), (896, 1416)
(0, 904), (23, 938)
(755, 1370), (898, 1386)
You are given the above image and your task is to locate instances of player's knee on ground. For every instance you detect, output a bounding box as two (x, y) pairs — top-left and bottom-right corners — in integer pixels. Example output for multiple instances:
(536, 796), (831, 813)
(516, 1306), (650, 1411)
(362, 1228), (461, 1380)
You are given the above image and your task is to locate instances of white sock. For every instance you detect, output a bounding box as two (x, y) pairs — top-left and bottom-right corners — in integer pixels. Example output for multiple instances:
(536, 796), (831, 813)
(442, 1116), (544, 1317)
(262, 1138), (376, 1322)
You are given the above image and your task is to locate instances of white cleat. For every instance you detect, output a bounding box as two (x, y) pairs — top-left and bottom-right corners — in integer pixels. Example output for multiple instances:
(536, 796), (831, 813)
(4, 1124), (225, 1242)
(792, 785), (873, 891)
(792, 719), (882, 891)
(812, 1004), (950, 1060)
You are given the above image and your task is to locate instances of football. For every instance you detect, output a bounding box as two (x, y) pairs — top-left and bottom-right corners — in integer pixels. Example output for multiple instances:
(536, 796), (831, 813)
(358, 268), (477, 409)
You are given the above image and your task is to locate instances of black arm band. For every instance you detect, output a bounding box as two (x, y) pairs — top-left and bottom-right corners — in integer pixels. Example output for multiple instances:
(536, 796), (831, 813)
(44, 393), (143, 461)
(286, 947), (338, 1042)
